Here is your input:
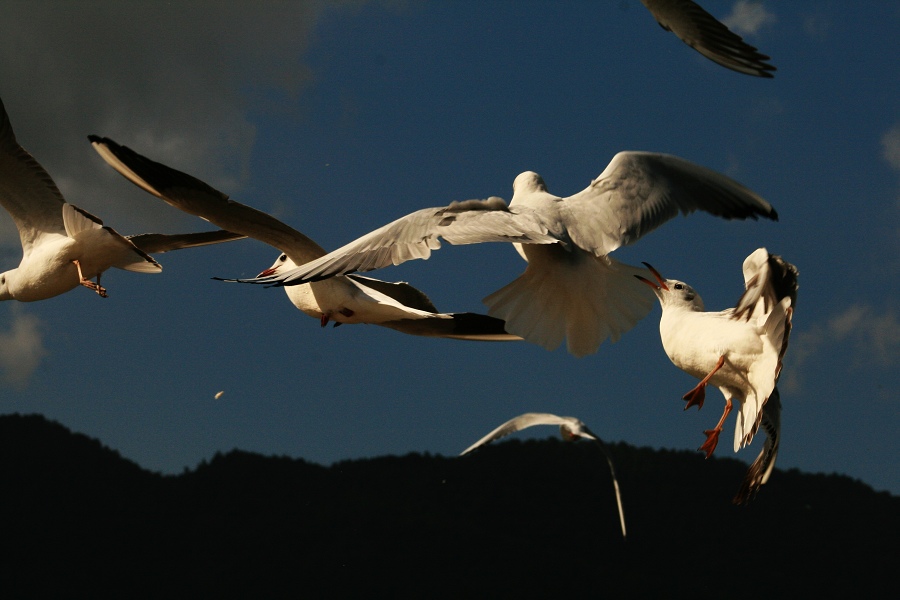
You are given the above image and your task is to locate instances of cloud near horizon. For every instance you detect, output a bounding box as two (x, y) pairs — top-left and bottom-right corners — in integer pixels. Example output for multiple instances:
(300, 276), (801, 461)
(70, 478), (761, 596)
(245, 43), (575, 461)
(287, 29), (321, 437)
(0, 308), (47, 389)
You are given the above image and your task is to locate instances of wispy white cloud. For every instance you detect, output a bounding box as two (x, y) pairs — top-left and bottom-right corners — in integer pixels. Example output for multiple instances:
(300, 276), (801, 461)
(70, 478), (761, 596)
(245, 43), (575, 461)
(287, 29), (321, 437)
(722, 1), (777, 36)
(783, 304), (900, 393)
(0, 307), (47, 389)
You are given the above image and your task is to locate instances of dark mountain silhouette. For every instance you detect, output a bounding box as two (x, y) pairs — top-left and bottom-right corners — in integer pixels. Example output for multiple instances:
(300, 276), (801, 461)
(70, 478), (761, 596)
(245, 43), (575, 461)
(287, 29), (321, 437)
(0, 413), (896, 598)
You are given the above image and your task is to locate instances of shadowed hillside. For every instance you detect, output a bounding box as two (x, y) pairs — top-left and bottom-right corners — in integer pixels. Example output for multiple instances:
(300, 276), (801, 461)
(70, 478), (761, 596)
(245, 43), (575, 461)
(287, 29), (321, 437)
(0, 413), (895, 598)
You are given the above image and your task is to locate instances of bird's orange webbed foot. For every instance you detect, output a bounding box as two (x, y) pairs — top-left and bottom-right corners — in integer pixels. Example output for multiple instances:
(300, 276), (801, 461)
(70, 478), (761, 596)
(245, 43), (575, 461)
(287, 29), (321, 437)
(682, 384), (706, 410)
(699, 427), (722, 458)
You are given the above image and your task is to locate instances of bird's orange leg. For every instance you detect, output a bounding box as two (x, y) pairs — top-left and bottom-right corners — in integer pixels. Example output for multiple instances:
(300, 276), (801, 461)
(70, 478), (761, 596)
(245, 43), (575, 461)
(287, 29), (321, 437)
(699, 398), (733, 459)
(73, 260), (108, 298)
(682, 355), (725, 410)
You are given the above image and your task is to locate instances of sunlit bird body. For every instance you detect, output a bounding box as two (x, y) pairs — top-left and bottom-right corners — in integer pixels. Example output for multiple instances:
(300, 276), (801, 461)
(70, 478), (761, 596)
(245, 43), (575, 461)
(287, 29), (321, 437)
(234, 151), (777, 357)
(461, 412), (626, 539)
(641, 0), (777, 77)
(638, 248), (798, 502)
(0, 97), (243, 302)
(89, 136), (518, 341)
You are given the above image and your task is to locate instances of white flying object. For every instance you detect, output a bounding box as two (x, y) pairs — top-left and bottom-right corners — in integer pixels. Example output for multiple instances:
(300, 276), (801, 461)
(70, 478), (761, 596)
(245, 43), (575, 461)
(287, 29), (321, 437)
(641, 0), (777, 78)
(235, 152), (777, 357)
(461, 412), (626, 540)
(0, 97), (244, 302)
(637, 247), (798, 503)
(89, 136), (519, 341)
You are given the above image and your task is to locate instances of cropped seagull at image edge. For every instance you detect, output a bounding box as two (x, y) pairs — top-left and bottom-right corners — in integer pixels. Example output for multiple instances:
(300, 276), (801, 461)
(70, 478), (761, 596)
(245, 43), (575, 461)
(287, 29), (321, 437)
(640, 0), (777, 77)
(89, 135), (520, 341)
(460, 412), (627, 540)
(0, 96), (245, 302)
(637, 248), (798, 503)
(236, 153), (778, 357)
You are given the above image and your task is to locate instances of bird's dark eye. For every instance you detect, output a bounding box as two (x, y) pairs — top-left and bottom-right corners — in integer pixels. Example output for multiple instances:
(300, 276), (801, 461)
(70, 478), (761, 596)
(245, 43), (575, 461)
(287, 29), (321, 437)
(279, 254), (287, 262)
(674, 283), (684, 290)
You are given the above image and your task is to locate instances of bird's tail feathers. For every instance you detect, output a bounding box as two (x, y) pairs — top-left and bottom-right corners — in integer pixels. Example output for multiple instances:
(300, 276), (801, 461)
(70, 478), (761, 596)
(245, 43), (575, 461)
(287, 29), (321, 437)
(483, 254), (653, 357)
(734, 388), (781, 504)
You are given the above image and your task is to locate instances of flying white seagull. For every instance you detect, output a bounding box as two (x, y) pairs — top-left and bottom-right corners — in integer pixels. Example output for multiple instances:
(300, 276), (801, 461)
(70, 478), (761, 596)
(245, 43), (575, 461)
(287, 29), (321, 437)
(460, 412), (627, 540)
(0, 97), (244, 302)
(641, 0), (777, 78)
(89, 136), (520, 341)
(234, 152), (777, 357)
(637, 247), (798, 503)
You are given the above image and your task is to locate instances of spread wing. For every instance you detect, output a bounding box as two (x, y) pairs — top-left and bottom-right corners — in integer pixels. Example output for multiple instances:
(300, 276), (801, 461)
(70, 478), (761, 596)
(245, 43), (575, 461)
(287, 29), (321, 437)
(563, 151), (777, 256)
(89, 135), (325, 265)
(242, 198), (559, 286)
(459, 413), (569, 456)
(641, 0), (776, 77)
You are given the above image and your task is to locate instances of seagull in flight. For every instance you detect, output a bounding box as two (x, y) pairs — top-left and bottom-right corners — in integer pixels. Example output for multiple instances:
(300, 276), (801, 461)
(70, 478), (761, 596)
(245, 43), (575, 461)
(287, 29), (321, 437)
(233, 152), (777, 357)
(0, 96), (244, 302)
(461, 412), (627, 540)
(641, 0), (777, 78)
(637, 247), (798, 503)
(89, 135), (520, 341)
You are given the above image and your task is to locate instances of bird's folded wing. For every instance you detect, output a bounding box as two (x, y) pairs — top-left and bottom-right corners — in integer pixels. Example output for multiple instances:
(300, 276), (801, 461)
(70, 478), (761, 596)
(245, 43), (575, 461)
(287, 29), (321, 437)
(733, 248), (799, 321)
(563, 151), (778, 256)
(640, 0), (776, 78)
(249, 199), (559, 286)
(89, 135), (326, 263)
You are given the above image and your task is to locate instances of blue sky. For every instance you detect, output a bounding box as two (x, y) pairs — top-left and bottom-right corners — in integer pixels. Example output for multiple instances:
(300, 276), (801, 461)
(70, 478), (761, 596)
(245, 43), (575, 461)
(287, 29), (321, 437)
(1, 1), (897, 495)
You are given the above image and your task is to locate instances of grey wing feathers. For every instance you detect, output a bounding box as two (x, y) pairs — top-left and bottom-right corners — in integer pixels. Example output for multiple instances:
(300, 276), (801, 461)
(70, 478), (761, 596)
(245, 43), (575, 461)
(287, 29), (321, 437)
(641, 0), (776, 78)
(565, 152), (777, 256)
(126, 230), (247, 254)
(265, 200), (558, 286)
(89, 135), (327, 263)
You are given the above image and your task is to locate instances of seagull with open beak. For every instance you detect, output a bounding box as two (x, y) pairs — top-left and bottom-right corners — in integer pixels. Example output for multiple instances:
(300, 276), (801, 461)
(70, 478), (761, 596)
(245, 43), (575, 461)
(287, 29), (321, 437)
(636, 248), (797, 503)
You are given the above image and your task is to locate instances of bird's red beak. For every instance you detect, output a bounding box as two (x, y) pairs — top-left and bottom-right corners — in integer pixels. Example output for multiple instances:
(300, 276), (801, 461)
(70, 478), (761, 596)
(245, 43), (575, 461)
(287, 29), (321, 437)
(257, 267), (277, 278)
(634, 262), (669, 291)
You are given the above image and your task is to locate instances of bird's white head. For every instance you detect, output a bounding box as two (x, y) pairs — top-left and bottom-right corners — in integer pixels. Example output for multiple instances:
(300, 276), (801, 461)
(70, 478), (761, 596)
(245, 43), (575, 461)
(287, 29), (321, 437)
(257, 253), (298, 278)
(512, 171), (547, 197)
(634, 263), (704, 311)
(0, 271), (13, 301)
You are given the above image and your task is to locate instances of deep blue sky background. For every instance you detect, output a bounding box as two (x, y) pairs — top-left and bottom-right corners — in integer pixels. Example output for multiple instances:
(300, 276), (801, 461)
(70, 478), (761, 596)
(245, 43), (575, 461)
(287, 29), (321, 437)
(1, 2), (897, 494)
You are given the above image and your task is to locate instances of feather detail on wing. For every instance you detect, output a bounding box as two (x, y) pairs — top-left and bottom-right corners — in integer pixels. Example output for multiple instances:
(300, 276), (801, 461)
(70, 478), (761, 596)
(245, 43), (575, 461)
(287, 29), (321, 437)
(640, 0), (777, 78)
(564, 152), (777, 257)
